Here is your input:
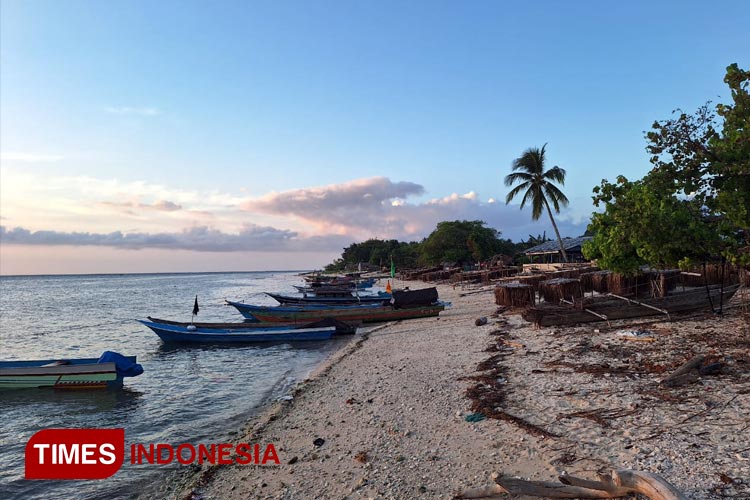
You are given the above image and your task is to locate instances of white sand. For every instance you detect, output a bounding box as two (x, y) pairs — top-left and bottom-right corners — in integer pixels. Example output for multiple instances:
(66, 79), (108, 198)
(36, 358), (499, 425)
(166, 281), (750, 500)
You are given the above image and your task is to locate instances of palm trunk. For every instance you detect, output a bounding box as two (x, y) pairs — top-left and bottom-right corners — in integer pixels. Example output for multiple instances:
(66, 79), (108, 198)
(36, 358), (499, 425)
(544, 199), (568, 263)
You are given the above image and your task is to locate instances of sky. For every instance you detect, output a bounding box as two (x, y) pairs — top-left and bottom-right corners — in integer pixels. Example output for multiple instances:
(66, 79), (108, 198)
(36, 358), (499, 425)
(1, 0), (748, 275)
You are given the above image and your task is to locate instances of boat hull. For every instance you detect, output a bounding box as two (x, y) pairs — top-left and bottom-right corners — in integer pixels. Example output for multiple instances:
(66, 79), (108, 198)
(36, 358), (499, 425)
(0, 356), (138, 390)
(138, 320), (337, 343)
(266, 292), (390, 306)
(227, 301), (445, 323)
(145, 316), (359, 334)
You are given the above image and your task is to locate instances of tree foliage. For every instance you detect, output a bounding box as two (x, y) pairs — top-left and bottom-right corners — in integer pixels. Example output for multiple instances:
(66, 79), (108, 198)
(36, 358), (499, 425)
(326, 239), (421, 271)
(420, 220), (508, 266)
(583, 176), (721, 274)
(585, 63), (749, 271)
(325, 220), (525, 271)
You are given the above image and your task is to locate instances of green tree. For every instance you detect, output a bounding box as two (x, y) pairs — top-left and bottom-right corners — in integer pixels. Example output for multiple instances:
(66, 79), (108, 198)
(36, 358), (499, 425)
(646, 63), (749, 263)
(504, 144), (570, 262)
(582, 176), (721, 274)
(419, 220), (502, 266)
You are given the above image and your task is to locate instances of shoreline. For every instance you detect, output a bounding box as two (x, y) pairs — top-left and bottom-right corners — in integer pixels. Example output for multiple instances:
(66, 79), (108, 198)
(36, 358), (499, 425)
(152, 280), (749, 500)
(144, 317), (392, 499)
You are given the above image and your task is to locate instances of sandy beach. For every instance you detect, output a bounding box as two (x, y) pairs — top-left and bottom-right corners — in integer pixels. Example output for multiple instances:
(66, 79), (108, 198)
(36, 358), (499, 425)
(166, 280), (750, 500)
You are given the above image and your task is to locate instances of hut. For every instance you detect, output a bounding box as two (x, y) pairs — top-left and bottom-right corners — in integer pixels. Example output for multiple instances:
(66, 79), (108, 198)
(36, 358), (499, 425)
(523, 236), (593, 265)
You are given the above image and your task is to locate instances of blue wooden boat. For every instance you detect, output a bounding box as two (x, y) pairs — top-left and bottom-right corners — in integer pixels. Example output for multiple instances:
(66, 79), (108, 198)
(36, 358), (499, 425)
(145, 316), (359, 335)
(138, 320), (337, 343)
(0, 352), (143, 390)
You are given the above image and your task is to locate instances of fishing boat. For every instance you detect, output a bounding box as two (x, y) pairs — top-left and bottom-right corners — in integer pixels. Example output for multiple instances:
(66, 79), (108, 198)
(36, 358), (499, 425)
(0, 352), (143, 390)
(145, 316), (359, 335)
(266, 291), (391, 306)
(138, 319), (339, 343)
(226, 301), (445, 323)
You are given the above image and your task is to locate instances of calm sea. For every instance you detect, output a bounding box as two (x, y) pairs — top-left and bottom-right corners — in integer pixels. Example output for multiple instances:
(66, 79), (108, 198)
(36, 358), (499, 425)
(0, 271), (350, 500)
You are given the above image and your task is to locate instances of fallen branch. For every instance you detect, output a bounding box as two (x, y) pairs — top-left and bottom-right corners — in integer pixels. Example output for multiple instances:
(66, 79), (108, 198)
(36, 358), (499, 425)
(457, 469), (687, 499)
(660, 355), (705, 387)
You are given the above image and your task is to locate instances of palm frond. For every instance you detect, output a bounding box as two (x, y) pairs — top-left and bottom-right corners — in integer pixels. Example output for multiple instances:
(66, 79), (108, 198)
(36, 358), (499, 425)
(511, 147), (545, 175)
(544, 183), (570, 211)
(504, 171), (533, 187)
(543, 166), (566, 184)
(530, 188), (544, 220)
(519, 185), (534, 211)
(505, 181), (531, 204)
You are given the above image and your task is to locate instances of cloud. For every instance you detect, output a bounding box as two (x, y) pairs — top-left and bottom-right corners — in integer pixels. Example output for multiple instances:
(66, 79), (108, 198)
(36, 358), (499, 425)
(242, 176), (425, 233)
(240, 176), (588, 241)
(0, 224), (350, 253)
(97, 199), (183, 213)
(245, 177), (423, 216)
(104, 106), (162, 116)
(1, 152), (63, 162)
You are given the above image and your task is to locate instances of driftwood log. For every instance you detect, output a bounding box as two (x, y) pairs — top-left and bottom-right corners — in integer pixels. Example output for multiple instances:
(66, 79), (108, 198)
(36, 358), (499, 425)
(659, 354), (723, 387)
(458, 470), (687, 500)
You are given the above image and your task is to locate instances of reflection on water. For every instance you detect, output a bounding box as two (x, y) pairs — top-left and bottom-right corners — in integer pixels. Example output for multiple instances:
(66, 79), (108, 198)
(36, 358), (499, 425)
(0, 272), (343, 500)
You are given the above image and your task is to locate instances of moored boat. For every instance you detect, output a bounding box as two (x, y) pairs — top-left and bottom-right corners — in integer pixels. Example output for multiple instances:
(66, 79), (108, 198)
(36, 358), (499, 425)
(138, 319), (339, 343)
(145, 316), (359, 335)
(226, 301), (445, 323)
(266, 291), (391, 306)
(0, 352), (143, 390)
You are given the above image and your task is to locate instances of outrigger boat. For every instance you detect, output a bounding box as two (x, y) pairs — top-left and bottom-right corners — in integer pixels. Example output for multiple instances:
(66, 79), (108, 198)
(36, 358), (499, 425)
(138, 319), (340, 343)
(0, 351), (143, 390)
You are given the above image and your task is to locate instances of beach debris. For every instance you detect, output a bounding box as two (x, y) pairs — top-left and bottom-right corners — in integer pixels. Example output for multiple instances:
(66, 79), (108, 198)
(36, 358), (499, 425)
(464, 412), (486, 423)
(475, 317), (488, 326)
(278, 395), (294, 401)
(287, 456), (298, 465)
(659, 354), (726, 387)
(354, 451), (368, 463)
(718, 473), (735, 484)
(457, 469), (688, 499)
(615, 328), (656, 342)
(557, 407), (639, 428)
(313, 437), (325, 447)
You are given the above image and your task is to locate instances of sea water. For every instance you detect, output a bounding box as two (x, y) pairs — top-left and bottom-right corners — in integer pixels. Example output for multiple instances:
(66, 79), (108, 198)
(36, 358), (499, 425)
(0, 271), (346, 499)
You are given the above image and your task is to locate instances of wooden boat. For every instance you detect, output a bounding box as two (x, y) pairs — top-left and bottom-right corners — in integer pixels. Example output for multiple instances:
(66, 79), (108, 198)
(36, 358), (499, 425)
(0, 352), (143, 390)
(522, 284), (741, 327)
(226, 301), (445, 323)
(302, 275), (376, 289)
(138, 319), (338, 343)
(145, 316), (359, 335)
(266, 292), (391, 306)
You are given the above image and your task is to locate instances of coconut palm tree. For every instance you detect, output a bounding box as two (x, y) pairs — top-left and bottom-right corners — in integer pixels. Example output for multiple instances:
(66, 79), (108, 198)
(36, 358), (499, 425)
(505, 144), (570, 262)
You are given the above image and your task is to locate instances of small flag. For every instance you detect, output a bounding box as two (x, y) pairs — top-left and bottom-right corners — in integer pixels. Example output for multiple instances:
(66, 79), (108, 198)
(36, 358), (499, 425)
(192, 295), (200, 316)
(390, 259), (395, 279)
(385, 280), (392, 294)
